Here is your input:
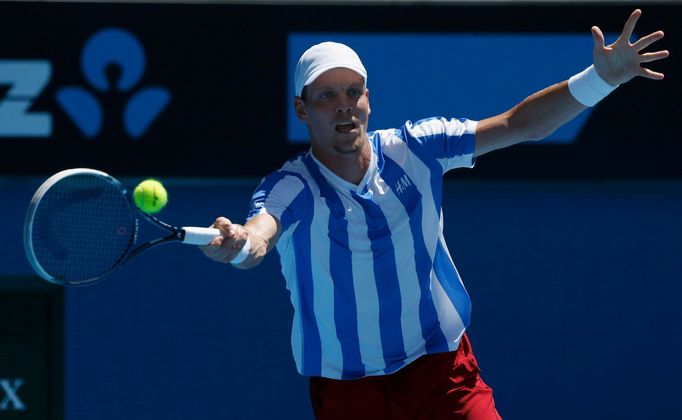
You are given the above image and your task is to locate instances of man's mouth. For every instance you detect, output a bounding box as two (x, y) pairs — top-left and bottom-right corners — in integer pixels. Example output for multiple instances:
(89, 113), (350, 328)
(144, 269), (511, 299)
(335, 121), (356, 133)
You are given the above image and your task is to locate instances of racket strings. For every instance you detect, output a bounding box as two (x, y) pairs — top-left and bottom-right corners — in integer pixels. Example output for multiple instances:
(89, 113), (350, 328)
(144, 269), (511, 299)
(31, 174), (136, 284)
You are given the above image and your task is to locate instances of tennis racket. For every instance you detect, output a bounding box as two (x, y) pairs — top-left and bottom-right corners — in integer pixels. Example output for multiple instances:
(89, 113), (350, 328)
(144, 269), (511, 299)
(23, 168), (221, 286)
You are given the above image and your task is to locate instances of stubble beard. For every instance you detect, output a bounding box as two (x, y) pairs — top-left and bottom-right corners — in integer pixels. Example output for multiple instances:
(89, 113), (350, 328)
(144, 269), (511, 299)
(332, 129), (367, 155)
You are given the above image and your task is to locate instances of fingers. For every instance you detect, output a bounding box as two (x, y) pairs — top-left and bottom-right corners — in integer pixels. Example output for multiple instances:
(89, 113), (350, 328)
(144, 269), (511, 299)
(208, 234), (223, 246)
(199, 230), (227, 260)
(212, 216), (232, 231)
(639, 67), (665, 80)
(200, 238), (238, 263)
(633, 29), (668, 79)
(201, 216), (249, 263)
(620, 9), (642, 42)
(640, 50), (670, 63)
(212, 216), (242, 240)
(633, 31), (665, 51)
(591, 26), (606, 50)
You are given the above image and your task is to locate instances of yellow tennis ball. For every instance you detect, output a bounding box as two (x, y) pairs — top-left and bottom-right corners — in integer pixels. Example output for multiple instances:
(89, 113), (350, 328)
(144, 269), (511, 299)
(133, 179), (168, 214)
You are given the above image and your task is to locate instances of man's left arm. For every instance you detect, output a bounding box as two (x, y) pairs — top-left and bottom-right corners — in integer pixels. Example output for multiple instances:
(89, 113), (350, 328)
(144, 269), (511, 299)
(474, 9), (669, 158)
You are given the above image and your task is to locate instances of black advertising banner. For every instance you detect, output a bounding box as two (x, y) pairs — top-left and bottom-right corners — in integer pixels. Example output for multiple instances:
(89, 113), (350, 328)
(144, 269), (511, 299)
(0, 2), (678, 178)
(0, 278), (63, 420)
(0, 2), (290, 177)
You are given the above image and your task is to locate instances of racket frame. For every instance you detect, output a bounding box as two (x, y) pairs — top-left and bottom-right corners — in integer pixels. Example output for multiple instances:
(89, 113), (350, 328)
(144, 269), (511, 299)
(24, 168), (220, 286)
(23, 168), (132, 284)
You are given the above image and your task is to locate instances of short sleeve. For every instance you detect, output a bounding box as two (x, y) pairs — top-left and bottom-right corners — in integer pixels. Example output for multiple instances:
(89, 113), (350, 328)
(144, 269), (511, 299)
(247, 172), (306, 225)
(403, 117), (478, 173)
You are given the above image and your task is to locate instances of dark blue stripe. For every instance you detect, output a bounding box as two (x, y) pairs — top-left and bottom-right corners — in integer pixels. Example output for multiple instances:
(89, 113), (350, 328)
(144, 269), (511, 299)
(434, 241), (472, 328)
(351, 192), (407, 371)
(258, 169), (323, 376)
(381, 155), (449, 353)
(289, 185), (324, 376)
(383, 362), (405, 375)
(370, 132), (385, 173)
(303, 155), (365, 379)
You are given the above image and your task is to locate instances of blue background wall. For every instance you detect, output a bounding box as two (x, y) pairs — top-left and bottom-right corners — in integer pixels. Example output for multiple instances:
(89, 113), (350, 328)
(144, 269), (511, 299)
(2, 177), (681, 419)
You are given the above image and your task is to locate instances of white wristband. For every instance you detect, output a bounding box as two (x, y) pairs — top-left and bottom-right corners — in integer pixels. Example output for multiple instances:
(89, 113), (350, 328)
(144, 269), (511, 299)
(568, 65), (619, 107)
(230, 237), (251, 265)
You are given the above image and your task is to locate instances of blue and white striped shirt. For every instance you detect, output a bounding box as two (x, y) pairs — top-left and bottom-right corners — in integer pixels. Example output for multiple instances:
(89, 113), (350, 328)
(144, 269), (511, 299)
(248, 117), (477, 379)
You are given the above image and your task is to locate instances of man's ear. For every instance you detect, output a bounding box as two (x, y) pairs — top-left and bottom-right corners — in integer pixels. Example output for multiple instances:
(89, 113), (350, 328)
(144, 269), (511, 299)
(294, 97), (308, 122)
(365, 88), (371, 116)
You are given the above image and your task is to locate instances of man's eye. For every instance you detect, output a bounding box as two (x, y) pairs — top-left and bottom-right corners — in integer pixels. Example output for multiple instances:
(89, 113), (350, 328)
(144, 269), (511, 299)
(319, 91), (333, 99)
(349, 88), (362, 98)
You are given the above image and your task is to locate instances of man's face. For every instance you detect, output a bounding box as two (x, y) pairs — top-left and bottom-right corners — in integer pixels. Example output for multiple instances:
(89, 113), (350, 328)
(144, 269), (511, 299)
(294, 68), (371, 156)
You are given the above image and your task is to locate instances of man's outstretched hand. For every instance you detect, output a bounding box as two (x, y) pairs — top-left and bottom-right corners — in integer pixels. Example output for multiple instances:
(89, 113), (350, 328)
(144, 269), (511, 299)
(592, 9), (669, 86)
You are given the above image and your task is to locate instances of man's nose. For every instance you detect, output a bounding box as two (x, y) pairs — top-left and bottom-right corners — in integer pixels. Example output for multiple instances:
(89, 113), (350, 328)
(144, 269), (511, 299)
(336, 96), (353, 113)
(337, 104), (352, 113)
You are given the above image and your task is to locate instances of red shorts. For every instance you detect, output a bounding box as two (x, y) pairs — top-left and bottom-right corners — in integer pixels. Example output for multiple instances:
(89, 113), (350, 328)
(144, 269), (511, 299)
(309, 334), (501, 419)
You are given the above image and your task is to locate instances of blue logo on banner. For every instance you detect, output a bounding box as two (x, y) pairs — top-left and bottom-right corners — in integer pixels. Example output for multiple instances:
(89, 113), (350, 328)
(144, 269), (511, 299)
(287, 33), (613, 145)
(56, 28), (171, 139)
(0, 60), (52, 137)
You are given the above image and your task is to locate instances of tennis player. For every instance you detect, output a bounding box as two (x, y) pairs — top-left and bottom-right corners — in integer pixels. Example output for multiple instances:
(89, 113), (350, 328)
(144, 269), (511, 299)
(202, 9), (667, 419)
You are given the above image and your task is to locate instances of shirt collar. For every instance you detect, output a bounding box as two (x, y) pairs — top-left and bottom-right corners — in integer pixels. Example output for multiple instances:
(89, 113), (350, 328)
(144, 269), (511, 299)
(308, 138), (377, 194)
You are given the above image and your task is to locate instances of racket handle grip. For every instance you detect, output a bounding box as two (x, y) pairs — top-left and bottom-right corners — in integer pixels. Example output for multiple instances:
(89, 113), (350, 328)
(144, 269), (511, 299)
(182, 227), (222, 245)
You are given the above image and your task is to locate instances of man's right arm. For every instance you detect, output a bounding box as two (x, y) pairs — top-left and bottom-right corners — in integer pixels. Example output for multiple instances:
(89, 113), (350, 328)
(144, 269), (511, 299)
(200, 213), (281, 269)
